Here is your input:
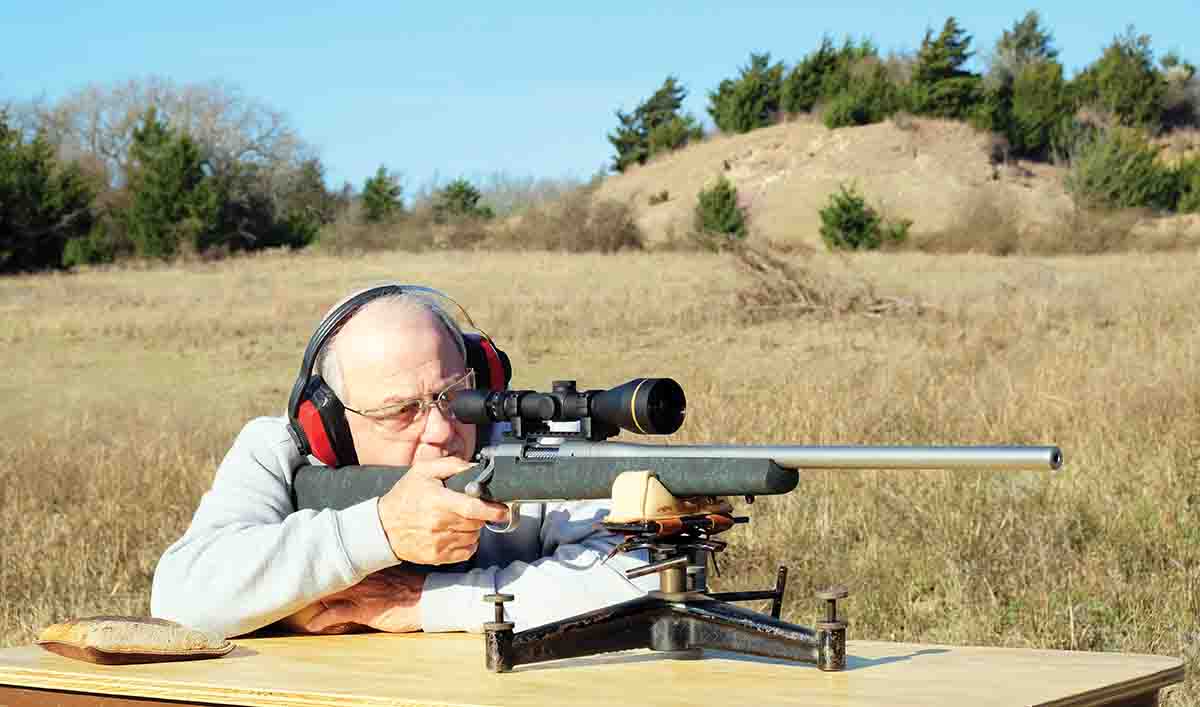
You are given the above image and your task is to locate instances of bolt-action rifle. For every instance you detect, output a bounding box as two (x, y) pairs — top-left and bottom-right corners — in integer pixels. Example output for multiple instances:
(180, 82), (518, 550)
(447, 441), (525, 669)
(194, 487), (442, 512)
(292, 377), (1062, 673)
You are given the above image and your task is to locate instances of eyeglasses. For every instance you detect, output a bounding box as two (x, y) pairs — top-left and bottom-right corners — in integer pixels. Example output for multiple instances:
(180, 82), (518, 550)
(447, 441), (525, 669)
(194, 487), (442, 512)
(343, 370), (475, 428)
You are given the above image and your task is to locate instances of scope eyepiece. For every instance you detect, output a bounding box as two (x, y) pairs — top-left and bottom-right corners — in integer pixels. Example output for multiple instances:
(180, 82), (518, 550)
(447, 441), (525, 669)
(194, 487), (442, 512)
(450, 378), (686, 439)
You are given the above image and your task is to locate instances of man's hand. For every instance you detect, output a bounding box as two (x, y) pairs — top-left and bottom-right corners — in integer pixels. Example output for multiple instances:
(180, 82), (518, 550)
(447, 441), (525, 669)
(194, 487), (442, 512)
(377, 457), (509, 565)
(280, 567), (426, 634)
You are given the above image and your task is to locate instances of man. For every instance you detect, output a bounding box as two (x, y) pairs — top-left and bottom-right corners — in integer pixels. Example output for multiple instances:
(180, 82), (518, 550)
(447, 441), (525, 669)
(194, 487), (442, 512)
(151, 286), (651, 638)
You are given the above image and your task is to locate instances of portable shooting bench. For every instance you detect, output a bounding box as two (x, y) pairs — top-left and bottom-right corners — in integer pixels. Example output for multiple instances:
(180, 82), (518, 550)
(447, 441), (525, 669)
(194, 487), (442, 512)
(0, 632), (1183, 706)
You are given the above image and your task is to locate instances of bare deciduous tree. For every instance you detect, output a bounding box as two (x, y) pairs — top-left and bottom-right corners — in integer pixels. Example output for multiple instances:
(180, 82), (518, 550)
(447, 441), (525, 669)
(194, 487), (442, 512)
(30, 76), (312, 188)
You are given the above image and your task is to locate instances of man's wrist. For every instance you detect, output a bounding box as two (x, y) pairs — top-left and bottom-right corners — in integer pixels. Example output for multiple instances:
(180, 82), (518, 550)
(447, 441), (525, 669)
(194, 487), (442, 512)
(373, 496), (401, 562)
(337, 497), (401, 575)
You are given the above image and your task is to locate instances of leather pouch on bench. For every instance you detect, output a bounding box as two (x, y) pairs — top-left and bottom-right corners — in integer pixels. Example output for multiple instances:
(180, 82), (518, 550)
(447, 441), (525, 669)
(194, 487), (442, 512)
(37, 616), (234, 665)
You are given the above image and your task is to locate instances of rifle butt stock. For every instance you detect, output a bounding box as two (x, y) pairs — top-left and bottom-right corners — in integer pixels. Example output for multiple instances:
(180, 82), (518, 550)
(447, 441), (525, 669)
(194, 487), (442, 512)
(293, 457), (798, 510)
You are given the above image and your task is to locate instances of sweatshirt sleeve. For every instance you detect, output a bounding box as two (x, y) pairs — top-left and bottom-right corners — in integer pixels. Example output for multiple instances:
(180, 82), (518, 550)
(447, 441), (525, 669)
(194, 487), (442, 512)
(150, 417), (399, 638)
(419, 501), (656, 633)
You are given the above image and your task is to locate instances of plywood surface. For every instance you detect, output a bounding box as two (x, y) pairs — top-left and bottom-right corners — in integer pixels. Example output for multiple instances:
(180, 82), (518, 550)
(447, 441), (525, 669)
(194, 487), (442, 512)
(0, 633), (1184, 707)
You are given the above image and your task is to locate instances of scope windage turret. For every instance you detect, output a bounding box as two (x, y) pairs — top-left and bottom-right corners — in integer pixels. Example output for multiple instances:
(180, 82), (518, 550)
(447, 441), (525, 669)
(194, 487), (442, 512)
(451, 378), (686, 439)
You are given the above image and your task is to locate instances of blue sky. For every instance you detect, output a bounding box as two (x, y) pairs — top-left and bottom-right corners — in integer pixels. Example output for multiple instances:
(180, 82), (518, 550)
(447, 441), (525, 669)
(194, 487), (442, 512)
(4, 1), (1196, 190)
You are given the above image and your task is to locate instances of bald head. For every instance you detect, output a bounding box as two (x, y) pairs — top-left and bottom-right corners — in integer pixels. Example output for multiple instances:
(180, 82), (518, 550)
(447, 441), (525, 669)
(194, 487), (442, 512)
(334, 300), (464, 409)
(316, 294), (465, 405)
(320, 295), (476, 465)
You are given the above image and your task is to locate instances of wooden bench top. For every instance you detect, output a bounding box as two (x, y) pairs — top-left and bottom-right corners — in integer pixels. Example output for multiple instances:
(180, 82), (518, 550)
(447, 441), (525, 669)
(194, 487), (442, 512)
(0, 632), (1184, 706)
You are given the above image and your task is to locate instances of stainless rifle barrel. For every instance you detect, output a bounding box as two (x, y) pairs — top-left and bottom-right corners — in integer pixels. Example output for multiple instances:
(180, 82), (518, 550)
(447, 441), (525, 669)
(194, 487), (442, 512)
(559, 442), (1062, 471)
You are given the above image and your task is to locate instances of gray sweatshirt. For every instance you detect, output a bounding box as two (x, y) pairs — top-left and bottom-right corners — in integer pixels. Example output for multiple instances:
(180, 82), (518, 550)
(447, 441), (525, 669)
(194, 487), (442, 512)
(150, 416), (653, 638)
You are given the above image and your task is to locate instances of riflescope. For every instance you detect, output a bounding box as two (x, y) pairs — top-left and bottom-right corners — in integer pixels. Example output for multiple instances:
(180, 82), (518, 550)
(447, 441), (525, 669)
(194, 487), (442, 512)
(451, 378), (686, 440)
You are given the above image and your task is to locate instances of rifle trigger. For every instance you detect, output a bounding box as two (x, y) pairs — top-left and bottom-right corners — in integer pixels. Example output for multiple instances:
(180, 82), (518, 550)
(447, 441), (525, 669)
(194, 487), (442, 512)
(484, 502), (522, 534)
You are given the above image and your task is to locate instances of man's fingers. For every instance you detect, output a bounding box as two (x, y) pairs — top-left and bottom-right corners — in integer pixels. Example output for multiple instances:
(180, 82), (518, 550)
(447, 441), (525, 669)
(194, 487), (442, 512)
(409, 457), (476, 482)
(431, 514), (487, 533)
(306, 601), (359, 633)
(438, 490), (510, 523)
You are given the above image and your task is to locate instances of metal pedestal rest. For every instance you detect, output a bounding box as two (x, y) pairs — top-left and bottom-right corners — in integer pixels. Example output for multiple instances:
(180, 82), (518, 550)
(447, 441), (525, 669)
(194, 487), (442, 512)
(483, 534), (848, 673)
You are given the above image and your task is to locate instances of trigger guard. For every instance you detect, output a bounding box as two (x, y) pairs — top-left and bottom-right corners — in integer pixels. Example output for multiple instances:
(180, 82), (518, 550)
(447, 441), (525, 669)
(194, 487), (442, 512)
(484, 503), (521, 534)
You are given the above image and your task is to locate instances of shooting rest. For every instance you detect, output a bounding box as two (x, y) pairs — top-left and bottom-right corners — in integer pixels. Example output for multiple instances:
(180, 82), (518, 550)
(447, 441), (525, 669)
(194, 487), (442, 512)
(482, 471), (847, 673)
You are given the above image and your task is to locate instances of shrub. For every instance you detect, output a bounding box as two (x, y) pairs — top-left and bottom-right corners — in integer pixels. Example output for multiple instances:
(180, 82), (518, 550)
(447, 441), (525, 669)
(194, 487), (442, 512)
(1161, 55), (1198, 128)
(575, 199), (643, 252)
(969, 83), (1012, 136)
(62, 221), (120, 267)
(819, 183), (909, 250)
(781, 38), (840, 114)
(646, 116), (703, 160)
(910, 76), (983, 121)
(909, 17), (984, 120)
(822, 62), (903, 128)
(1008, 60), (1074, 159)
(492, 190), (643, 253)
(972, 58), (1075, 161)
(609, 77), (703, 172)
(781, 37), (878, 115)
(431, 178), (494, 223)
(361, 166), (403, 223)
(316, 216), (434, 254)
(122, 109), (220, 259)
(707, 53), (784, 134)
(694, 176), (747, 241)
(1175, 158), (1200, 213)
(986, 10), (1059, 86)
(904, 187), (1022, 255)
(1064, 127), (1177, 211)
(1072, 27), (1166, 130)
(0, 117), (96, 272)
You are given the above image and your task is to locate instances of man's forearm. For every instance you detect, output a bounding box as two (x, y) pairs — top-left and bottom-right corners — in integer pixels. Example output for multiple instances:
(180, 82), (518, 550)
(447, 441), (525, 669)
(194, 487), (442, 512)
(151, 417), (399, 638)
(151, 499), (397, 637)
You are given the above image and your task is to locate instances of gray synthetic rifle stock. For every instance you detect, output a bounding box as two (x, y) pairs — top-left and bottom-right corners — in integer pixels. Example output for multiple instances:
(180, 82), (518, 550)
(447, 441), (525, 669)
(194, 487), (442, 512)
(292, 440), (1063, 528)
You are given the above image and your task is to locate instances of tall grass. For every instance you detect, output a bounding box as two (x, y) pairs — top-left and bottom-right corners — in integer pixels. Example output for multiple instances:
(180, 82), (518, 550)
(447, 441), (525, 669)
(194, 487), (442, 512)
(2, 248), (1199, 703)
(906, 186), (1199, 255)
(314, 188), (643, 254)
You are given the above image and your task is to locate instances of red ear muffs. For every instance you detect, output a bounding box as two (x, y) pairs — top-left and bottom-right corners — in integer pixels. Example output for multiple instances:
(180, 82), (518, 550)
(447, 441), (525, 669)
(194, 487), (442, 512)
(464, 333), (512, 393)
(295, 377), (357, 467)
(464, 333), (512, 457)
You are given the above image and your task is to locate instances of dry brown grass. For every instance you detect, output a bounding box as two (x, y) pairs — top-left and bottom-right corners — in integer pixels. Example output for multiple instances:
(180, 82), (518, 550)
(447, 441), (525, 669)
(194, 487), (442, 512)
(489, 190), (643, 253)
(316, 190), (644, 254)
(3, 248), (1200, 703)
(907, 186), (1200, 255)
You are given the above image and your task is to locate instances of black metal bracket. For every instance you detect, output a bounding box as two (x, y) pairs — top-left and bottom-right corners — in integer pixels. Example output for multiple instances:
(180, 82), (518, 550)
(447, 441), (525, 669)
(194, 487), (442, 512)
(483, 579), (848, 673)
(707, 566), (790, 619)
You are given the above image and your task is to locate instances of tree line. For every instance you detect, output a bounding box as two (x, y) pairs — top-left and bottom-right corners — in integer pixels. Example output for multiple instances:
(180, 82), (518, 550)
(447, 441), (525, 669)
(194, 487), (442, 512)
(0, 77), (511, 273)
(609, 13), (1199, 215)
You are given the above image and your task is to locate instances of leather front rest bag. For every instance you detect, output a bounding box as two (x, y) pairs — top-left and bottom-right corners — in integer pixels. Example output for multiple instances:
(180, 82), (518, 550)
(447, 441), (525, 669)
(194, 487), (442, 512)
(37, 616), (234, 665)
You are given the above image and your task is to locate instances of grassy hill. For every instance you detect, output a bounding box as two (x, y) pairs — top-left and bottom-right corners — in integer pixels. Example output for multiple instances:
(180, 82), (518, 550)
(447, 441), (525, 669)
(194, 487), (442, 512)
(593, 115), (1200, 253)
